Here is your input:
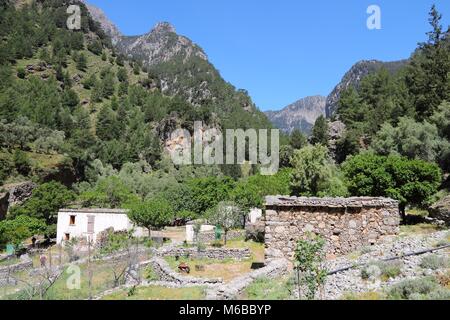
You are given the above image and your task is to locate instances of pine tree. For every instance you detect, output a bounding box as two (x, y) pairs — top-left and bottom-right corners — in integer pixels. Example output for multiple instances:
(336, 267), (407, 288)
(76, 52), (87, 71)
(310, 115), (329, 146)
(289, 129), (307, 150)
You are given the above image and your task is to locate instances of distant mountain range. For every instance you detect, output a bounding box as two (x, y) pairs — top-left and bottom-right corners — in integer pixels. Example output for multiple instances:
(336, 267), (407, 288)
(83, 1), (409, 134)
(265, 96), (326, 134)
(266, 59), (408, 133)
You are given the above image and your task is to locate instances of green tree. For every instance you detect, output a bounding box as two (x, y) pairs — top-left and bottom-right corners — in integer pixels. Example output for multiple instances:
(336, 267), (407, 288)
(207, 201), (242, 245)
(310, 115), (329, 146)
(294, 234), (327, 300)
(406, 5), (450, 119)
(371, 117), (449, 163)
(79, 176), (139, 209)
(342, 153), (442, 217)
(13, 149), (31, 176)
(290, 145), (334, 196)
(289, 129), (307, 150)
(0, 216), (47, 249)
(127, 197), (174, 237)
(187, 176), (235, 215)
(10, 182), (75, 225)
(76, 52), (87, 71)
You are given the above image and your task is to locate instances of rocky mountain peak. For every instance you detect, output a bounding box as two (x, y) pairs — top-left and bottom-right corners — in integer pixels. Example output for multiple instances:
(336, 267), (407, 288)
(152, 22), (176, 34)
(265, 96), (326, 134)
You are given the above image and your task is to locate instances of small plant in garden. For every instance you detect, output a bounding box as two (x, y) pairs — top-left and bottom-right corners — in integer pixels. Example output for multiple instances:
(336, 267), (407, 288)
(361, 261), (402, 281)
(361, 264), (381, 281)
(293, 234), (327, 300)
(420, 254), (449, 270)
(127, 286), (137, 297)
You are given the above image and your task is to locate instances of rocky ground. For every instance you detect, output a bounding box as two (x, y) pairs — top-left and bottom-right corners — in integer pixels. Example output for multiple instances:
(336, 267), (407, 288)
(323, 230), (450, 299)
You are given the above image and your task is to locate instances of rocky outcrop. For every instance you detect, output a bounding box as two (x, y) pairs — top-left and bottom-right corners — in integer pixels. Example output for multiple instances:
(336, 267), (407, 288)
(328, 120), (346, 157)
(265, 96), (327, 134)
(116, 22), (208, 67)
(0, 191), (8, 220)
(7, 181), (36, 207)
(81, 0), (122, 44)
(429, 195), (450, 225)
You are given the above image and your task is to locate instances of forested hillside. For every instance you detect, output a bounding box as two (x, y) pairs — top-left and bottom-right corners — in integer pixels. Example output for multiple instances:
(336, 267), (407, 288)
(0, 1), (449, 249)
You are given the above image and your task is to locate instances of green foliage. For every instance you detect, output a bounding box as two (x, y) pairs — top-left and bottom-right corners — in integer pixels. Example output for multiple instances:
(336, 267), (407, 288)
(387, 277), (441, 300)
(127, 197), (174, 236)
(9, 182), (75, 224)
(371, 117), (449, 163)
(290, 145), (347, 197)
(342, 153), (442, 214)
(0, 215), (47, 249)
(244, 276), (294, 300)
(289, 129), (307, 150)
(207, 201), (242, 244)
(79, 176), (139, 209)
(310, 115), (329, 146)
(13, 149), (31, 175)
(186, 176), (235, 215)
(76, 52), (87, 72)
(293, 234), (327, 300)
(420, 254), (449, 270)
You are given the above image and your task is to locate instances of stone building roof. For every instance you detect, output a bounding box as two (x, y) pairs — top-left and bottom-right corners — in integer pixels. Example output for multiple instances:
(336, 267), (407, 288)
(265, 196), (399, 208)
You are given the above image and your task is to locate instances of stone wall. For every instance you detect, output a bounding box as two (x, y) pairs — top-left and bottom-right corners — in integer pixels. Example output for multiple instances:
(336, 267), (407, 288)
(206, 259), (289, 300)
(197, 229), (245, 244)
(145, 257), (223, 285)
(265, 196), (400, 260)
(156, 247), (251, 261)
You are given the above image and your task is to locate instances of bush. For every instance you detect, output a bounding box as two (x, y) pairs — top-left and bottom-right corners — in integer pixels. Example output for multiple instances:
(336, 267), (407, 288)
(17, 67), (26, 79)
(420, 254), (449, 270)
(361, 261), (402, 281)
(387, 277), (439, 300)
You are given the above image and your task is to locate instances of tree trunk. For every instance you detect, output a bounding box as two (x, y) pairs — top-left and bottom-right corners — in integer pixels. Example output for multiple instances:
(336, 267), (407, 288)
(224, 230), (228, 245)
(148, 228), (152, 239)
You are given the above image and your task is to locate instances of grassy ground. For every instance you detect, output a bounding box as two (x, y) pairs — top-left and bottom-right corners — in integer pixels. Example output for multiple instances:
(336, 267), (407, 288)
(163, 239), (265, 282)
(102, 285), (206, 300)
(239, 276), (293, 300)
(400, 223), (445, 236)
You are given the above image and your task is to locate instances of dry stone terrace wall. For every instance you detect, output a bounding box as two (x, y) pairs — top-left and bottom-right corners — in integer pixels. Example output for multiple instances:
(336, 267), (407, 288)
(265, 196), (400, 260)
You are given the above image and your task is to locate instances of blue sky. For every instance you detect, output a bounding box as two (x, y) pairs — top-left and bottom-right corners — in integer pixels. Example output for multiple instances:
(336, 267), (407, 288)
(87, 0), (450, 111)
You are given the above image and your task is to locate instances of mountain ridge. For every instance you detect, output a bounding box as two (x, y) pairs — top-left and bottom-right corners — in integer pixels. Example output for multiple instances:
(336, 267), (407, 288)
(265, 96), (326, 134)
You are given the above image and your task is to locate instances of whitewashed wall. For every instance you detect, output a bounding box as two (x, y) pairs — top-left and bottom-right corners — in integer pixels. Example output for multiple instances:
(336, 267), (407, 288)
(56, 209), (137, 244)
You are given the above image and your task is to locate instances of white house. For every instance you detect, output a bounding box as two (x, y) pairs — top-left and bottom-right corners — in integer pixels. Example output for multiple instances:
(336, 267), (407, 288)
(56, 208), (144, 244)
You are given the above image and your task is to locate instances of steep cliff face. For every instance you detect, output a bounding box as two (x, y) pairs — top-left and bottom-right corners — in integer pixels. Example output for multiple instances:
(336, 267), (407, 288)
(81, 0), (122, 44)
(325, 60), (407, 118)
(265, 96), (326, 134)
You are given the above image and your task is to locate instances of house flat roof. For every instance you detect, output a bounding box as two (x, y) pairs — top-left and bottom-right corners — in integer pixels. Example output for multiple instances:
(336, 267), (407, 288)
(58, 208), (129, 214)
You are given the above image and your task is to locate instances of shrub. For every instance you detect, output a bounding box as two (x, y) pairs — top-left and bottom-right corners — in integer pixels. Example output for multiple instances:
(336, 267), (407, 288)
(387, 277), (438, 300)
(17, 67), (26, 79)
(361, 261), (402, 281)
(420, 254), (449, 270)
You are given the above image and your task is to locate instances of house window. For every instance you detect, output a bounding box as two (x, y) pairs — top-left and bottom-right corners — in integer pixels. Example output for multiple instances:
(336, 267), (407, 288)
(69, 215), (76, 226)
(65, 233), (70, 241)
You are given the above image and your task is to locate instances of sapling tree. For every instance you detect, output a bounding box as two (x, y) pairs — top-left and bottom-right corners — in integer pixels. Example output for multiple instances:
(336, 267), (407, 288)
(207, 201), (242, 245)
(294, 234), (328, 300)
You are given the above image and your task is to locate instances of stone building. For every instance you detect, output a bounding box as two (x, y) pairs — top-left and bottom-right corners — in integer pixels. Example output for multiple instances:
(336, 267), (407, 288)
(264, 196), (400, 260)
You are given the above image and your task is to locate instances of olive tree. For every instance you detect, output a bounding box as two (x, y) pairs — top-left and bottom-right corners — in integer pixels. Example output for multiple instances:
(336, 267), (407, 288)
(207, 201), (242, 245)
